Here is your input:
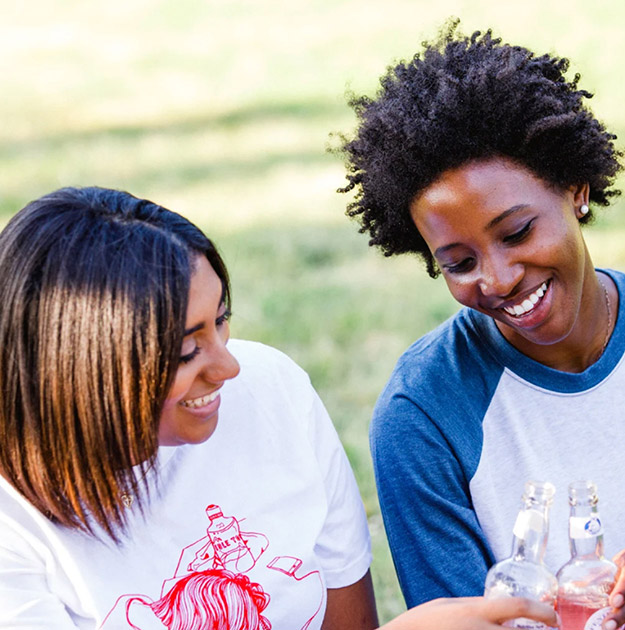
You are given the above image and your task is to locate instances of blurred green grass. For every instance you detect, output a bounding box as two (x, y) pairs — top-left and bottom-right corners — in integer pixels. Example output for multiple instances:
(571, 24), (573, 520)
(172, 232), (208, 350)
(2, 0), (625, 620)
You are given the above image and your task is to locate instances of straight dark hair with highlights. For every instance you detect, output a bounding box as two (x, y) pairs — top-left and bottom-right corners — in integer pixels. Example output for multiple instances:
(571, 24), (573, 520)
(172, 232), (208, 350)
(0, 186), (231, 541)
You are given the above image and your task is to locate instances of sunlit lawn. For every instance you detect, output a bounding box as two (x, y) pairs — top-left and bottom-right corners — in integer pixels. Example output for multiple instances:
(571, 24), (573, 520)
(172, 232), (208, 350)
(1, 0), (625, 620)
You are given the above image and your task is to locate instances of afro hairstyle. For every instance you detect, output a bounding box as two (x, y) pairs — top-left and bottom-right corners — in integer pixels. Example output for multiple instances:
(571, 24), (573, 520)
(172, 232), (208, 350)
(339, 20), (622, 277)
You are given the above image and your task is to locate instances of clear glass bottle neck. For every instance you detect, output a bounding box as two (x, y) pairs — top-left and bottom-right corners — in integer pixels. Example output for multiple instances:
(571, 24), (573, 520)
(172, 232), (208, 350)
(510, 506), (550, 564)
(568, 502), (604, 559)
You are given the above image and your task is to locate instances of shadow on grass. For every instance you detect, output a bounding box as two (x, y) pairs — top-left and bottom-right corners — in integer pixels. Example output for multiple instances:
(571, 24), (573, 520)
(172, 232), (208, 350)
(0, 99), (346, 158)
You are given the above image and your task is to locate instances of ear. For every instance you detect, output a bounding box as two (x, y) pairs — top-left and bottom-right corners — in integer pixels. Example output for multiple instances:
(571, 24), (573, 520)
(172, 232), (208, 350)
(569, 182), (590, 217)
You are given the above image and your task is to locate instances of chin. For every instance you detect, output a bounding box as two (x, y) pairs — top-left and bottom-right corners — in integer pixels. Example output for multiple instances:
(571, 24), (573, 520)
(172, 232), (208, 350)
(158, 416), (219, 447)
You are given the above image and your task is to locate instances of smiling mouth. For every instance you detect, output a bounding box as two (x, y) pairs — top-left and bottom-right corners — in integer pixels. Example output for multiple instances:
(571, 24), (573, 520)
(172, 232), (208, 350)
(501, 281), (549, 318)
(180, 391), (219, 409)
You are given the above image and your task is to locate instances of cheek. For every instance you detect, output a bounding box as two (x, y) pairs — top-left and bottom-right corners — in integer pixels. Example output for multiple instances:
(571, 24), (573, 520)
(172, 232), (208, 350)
(157, 399), (180, 446)
(443, 275), (476, 307)
(160, 397), (180, 417)
(165, 367), (194, 405)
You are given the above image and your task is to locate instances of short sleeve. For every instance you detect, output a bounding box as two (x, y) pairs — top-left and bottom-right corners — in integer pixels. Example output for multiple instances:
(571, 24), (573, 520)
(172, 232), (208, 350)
(0, 524), (81, 629)
(305, 390), (372, 588)
(371, 386), (494, 607)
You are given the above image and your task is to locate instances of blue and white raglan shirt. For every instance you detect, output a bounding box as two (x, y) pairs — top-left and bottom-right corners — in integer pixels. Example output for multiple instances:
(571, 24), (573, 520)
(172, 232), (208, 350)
(371, 269), (625, 609)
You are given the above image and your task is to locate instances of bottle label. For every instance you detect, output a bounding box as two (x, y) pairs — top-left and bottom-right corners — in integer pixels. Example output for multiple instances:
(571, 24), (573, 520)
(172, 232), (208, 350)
(513, 509), (545, 538)
(584, 606), (611, 630)
(569, 515), (603, 539)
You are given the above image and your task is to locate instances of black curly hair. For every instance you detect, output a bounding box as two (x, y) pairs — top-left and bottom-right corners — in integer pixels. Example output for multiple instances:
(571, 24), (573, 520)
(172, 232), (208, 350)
(339, 21), (622, 277)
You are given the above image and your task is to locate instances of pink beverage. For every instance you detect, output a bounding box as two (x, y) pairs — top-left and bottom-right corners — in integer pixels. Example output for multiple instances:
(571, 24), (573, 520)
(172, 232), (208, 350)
(556, 481), (616, 630)
(557, 598), (611, 630)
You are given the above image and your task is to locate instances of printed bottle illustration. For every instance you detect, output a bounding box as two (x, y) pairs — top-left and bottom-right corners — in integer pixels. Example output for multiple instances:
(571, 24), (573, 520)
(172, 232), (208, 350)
(188, 504), (268, 573)
(484, 480), (558, 629)
(556, 481), (617, 630)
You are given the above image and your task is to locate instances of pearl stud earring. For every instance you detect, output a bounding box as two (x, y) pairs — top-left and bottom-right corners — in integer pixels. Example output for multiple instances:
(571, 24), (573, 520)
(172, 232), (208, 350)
(580, 204), (589, 216)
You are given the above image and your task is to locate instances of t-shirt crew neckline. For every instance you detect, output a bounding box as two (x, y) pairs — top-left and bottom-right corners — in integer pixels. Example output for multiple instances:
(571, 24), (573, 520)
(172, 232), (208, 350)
(467, 268), (625, 394)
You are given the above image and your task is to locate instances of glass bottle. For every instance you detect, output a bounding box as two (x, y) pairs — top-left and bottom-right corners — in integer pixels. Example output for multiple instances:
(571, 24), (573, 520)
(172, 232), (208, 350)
(556, 481), (617, 630)
(484, 480), (558, 629)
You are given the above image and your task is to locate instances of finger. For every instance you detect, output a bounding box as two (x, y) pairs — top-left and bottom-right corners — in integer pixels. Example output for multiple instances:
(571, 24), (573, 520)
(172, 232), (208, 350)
(609, 571), (625, 609)
(610, 592), (625, 609)
(612, 549), (625, 568)
(483, 597), (558, 626)
(604, 607), (625, 630)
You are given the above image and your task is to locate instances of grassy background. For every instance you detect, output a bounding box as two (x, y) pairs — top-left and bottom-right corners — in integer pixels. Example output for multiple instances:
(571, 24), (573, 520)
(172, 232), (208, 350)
(2, 0), (624, 620)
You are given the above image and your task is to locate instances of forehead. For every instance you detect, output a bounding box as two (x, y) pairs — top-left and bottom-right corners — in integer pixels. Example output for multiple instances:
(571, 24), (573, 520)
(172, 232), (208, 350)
(186, 256), (222, 325)
(410, 158), (557, 237)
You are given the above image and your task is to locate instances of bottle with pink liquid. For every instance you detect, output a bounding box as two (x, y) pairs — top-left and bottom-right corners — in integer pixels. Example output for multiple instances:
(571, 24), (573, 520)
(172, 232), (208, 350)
(556, 481), (617, 630)
(484, 480), (558, 629)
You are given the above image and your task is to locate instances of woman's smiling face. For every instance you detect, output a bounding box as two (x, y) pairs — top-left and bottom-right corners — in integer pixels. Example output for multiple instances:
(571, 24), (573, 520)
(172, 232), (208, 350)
(158, 255), (240, 447)
(410, 157), (593, 356)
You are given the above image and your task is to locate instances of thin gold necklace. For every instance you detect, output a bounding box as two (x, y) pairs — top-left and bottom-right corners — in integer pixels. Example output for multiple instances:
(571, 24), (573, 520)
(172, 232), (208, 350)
(120, 462), (154, 508)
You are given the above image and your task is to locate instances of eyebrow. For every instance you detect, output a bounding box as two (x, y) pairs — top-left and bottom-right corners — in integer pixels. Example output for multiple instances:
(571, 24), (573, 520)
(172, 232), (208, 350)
(184, 323), (204, 336)
(485, 204), (529, 229)
(183, 296), (228, 337)
(433, 204), (530, 258)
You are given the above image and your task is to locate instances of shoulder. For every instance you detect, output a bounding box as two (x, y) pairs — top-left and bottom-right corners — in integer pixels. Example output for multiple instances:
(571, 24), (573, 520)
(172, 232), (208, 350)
(605, 268), (625, 294)
(227, 337), (299, 365)
(381, 308), (503, 404)
(223, 339), (318, 416)
(227, 339), (310, 385)
(370, 309), (504, 454)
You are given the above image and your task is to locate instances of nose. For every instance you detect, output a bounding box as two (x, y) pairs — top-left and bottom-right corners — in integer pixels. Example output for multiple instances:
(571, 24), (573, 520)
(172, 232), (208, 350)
(202, 339), (240, 383)
(478, 253), (524, 298)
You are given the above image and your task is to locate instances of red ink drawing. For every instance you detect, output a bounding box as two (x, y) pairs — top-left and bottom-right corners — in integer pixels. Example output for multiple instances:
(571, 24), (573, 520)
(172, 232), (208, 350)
(183, 504), (269, 574)
(266, 556), (323, 630)
(100, 503), (324, 630)
(103, 569), (271, 630)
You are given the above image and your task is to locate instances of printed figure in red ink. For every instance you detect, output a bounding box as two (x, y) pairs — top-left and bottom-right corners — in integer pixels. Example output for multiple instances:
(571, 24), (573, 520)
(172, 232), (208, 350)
(190, 504), (262, 572)
(180, 504), (269, 574)
(102, 568), (271, 630)
(267, 556), (324, 630)
(101, 503), (324, 629)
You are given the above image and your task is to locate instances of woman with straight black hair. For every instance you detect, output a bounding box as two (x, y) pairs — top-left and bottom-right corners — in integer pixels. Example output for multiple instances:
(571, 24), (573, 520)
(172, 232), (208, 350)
(0, 186), (557, 629)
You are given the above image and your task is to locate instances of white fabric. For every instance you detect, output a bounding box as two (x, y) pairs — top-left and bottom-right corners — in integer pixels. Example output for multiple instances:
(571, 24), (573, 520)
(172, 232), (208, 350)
(471, 357), (625, 574)
(0, 340), (371, 629)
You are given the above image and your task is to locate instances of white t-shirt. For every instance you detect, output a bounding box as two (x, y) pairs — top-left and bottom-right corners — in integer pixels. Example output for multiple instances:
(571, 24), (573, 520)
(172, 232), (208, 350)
(0, 340), (371, 629)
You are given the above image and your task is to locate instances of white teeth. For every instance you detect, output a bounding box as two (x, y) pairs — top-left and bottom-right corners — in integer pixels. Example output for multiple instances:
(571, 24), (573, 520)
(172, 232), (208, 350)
(180, 391), (219, 409)
(503, 282), (549, 317)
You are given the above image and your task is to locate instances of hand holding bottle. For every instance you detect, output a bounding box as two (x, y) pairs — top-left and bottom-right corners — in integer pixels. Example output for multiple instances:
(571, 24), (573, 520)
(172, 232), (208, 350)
(603, 549), (625, 630)
(379, 597), (559, 630)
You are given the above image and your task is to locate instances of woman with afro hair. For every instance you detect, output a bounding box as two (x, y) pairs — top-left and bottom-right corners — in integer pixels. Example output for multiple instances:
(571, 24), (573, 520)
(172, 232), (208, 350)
(340, 20), (625, 628)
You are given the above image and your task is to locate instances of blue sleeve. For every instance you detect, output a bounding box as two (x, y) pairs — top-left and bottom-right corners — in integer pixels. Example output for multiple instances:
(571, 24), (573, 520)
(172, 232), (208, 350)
(370, 317), (501, 608)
